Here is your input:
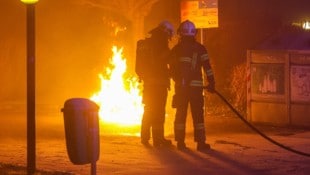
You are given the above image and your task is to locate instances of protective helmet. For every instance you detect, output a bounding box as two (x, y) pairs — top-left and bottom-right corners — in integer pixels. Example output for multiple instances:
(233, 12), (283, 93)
(158, 20), (174, 38)
(177, 20), (196, 36)
(150, 20), (174, 38)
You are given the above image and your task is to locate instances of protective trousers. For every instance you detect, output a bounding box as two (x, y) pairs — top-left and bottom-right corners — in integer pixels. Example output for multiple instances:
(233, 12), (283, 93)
(174, 87), (206, 143)
(141, 85), (168, 143)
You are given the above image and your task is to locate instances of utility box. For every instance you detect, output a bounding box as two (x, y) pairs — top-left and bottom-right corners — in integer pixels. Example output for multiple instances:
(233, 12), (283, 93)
(247, 50), (310, 127)
(61, 98), (100, 165)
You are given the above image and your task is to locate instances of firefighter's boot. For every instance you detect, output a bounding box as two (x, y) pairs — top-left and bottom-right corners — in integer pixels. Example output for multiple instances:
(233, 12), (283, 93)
(175, 123), (187, 150)
(197, 142), (211, 151)
(153, 125), (171, 148)
(154, 138), (172, 148)
(177, 142), (188, 150)
(141, 123), (151, 146)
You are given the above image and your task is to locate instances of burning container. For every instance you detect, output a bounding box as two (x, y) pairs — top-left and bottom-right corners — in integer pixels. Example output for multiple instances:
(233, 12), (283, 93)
(61, 98), (100, 165)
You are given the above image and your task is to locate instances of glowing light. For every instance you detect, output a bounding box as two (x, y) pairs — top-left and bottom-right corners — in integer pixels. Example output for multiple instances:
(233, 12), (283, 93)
(91, 46), (144, 126)
(20, 0), (39, 4)
(303, 21), (310, 30)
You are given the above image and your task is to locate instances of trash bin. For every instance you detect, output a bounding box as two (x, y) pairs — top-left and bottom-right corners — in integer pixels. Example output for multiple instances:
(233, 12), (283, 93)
(61, 98), (100, 165)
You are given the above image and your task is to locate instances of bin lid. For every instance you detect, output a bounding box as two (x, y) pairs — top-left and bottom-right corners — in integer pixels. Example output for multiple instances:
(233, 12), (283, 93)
(61, 98), (99, 112)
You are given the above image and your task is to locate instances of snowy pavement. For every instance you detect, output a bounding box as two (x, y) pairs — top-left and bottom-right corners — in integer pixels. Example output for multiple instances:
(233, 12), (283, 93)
(0, 113), (309, 175)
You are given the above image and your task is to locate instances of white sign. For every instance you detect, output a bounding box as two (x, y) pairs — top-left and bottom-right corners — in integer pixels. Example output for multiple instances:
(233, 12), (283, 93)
(180, 0), (218, 28)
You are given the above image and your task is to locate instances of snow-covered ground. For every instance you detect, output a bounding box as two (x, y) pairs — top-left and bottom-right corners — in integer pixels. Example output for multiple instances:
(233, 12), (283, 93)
(0, 112), (309, 175)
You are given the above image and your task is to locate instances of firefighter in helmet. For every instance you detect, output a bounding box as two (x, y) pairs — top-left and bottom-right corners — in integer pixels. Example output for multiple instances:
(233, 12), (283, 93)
(135, 20), (174, 147)
(169, 20), (215, 151)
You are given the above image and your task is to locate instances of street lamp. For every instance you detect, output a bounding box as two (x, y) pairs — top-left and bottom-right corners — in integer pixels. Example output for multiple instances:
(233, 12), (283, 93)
(21, 0), (39, 4)
(20, 0), (38, 174)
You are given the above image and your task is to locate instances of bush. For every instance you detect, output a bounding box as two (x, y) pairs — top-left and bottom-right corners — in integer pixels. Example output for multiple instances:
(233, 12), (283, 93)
(204, 62), (247, 117)
(227, 62), (247, 117)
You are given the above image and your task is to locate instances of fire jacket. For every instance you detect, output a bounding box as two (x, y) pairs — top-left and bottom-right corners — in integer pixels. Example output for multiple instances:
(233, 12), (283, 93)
(135, 36), (170, 88)
(169, 37), (214, 88)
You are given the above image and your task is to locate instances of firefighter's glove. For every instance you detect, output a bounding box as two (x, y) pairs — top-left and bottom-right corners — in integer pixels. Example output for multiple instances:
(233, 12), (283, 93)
(206, 83), (215, 93)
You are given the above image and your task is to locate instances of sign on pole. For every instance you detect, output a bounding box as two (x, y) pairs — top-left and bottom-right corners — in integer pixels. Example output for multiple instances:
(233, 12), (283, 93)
(180, 0), (218, 28)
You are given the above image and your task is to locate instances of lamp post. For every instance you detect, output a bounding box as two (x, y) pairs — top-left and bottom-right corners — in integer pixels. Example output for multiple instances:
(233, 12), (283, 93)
(20, 0), (38, 174)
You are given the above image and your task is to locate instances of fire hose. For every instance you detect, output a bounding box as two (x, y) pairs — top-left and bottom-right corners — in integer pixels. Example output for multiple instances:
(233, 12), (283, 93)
(205, 88), (310, 157)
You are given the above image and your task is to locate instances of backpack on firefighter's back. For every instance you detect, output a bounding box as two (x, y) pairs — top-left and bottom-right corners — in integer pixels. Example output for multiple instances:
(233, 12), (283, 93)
(135, 38), (155, 80)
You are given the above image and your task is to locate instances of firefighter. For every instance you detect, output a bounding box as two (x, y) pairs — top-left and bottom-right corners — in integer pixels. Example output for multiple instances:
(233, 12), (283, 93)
(169, 20), (215, 151)
(135, 20), (174, 147)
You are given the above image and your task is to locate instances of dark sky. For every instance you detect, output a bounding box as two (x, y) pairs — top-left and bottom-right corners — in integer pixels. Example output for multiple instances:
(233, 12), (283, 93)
(1, 0), (310, 105)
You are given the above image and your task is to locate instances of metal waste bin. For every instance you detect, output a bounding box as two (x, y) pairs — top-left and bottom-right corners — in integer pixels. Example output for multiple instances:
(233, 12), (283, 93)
(61, 98), (100, 165)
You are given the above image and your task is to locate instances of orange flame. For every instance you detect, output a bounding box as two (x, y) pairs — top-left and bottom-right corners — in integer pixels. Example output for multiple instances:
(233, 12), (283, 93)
(91, 46), (144, 126)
